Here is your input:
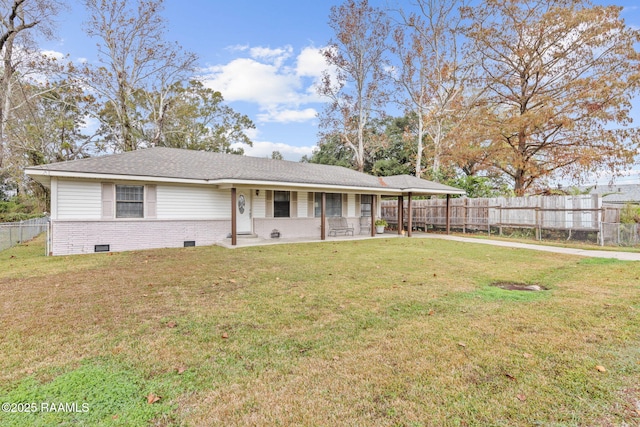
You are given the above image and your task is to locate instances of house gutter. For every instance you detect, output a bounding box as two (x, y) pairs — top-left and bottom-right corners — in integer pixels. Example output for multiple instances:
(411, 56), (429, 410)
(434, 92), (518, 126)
(24, 169), (465, 196)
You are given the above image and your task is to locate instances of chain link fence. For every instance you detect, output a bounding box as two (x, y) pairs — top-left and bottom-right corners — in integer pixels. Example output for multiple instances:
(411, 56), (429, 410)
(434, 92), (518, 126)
(0, 217), (49, 252)
(602, 222), (640, 247)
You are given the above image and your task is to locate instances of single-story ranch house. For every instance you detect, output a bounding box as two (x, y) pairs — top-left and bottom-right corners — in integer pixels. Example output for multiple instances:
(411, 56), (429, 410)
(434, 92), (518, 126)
(25, 147), (465, 256)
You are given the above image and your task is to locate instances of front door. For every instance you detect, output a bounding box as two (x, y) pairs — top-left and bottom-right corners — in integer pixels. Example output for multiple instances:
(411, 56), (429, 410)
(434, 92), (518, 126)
(236, 191), (252, 234)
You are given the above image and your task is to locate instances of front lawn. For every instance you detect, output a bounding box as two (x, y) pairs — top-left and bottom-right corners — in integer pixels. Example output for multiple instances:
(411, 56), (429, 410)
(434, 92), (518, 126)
(1, 236), (638, 426)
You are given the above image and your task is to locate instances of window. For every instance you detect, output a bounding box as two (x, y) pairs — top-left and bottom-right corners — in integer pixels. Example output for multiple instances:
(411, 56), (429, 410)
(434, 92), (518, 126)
(361, 195), (372, 217)
(315, 193), (342, 217)
(116, 185), (144, 218)
(274, 191), (290, 218)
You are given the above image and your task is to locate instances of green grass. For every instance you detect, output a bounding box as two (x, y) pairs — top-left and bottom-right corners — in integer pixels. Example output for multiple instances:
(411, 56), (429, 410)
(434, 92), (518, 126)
(1, 235), (639, 426)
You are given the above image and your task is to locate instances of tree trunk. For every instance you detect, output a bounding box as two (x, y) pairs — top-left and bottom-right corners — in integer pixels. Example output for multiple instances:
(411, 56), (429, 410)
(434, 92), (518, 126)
(415, 113), (424, 177)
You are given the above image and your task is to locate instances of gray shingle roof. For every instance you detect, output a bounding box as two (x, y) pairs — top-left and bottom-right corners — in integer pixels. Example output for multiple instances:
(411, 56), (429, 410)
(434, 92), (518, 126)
(26, 147), (465, 195)
(589, 184), (640, 204)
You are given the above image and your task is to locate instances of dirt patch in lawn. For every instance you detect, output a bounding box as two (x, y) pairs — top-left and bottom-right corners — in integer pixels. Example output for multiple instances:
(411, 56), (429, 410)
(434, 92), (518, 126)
(490, 281), (548, 291)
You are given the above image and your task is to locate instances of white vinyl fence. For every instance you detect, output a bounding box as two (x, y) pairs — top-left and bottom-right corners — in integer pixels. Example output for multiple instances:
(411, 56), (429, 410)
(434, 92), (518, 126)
(0, 217), (49, 252)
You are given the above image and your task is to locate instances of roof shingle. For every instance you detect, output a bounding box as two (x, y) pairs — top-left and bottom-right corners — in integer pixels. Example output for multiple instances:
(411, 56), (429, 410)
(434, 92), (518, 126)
(26, 147), (465, 195)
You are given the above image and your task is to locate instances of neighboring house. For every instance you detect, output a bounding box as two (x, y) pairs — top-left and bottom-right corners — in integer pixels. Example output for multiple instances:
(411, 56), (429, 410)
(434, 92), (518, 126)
(25, 147), (464, 256)
(587, 184), (640, 206)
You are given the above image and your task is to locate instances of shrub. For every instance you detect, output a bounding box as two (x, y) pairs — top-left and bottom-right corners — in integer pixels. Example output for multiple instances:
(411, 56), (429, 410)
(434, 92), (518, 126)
(620, 203), (640, 224)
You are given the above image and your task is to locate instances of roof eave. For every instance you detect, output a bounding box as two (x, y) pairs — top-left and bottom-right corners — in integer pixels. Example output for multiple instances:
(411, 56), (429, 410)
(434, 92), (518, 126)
(23, 169), (402, 193)
(398, 188), (466, 195)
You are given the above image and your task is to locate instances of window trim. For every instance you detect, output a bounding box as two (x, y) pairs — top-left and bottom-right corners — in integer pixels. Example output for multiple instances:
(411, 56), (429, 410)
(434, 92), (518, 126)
(273, 190), (291, 218)
(360, 194), (373, 217)
(315, 192), (342, 217)
(115, 184), (145, 219)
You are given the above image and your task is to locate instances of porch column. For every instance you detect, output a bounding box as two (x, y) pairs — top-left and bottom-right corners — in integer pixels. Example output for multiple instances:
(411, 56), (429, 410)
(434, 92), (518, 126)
(231, 188), (237, 246)
(446, 194), (451, 235)
(321, 192), (326, 240)
(397, 195), (404, 235)
(407, 192), (413, 237)
(371, 194), (376, 237)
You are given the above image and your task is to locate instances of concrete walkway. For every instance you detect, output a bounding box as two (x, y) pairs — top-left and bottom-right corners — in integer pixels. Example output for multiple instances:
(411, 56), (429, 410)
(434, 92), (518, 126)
(416, 233), (640, 261)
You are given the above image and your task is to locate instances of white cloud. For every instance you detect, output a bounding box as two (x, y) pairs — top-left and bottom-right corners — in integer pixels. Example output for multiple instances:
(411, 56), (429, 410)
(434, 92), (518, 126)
(201, 44), (332, 123)
(257, 108), (317, 123)
(295, 46), (326, 77)
(232, 140), (315, 161)
(40, 50), (65, 61)
(203, 58), (301, 106)
(249, 45), (293, 67)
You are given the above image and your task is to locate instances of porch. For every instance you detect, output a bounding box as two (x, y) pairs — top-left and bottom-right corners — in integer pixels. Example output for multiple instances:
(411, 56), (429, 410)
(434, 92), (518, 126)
(218, 230), (403, 249)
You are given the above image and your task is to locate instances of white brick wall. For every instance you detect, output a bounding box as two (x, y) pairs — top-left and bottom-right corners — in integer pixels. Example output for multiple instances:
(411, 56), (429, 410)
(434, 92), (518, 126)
(253, 216), (367, 239)
(254, 218), (321, 239)
(51, 220), (231, 255)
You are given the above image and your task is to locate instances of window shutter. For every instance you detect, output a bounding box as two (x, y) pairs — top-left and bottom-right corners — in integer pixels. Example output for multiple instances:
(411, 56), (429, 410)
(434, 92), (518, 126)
(342, 194), (348, 217)
(266, 190), (273, 218)
(308, 192), (314, 218)
(101, 183), (114, 219)
(355, 194), (361, 216)
(291, 191), (298, 218)
(146, 185), (157, 218)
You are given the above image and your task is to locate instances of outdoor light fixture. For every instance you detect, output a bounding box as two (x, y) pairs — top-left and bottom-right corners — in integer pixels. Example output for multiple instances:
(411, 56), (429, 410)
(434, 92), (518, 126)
(255, 189), (260, 196)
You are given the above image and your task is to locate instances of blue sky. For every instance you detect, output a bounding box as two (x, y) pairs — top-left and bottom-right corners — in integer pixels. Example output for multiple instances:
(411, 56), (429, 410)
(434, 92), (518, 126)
(40, 0), (640, 184)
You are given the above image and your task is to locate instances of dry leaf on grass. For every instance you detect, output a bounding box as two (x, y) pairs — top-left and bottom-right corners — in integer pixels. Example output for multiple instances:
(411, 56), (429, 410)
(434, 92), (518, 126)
(458, 342), (466, 347)
(221, 332), (229, 339)
(166, 321), (177, 328)
(147, 393), (161, 404)
(516, 394), (526, 402)
(595, 365), (607, 372)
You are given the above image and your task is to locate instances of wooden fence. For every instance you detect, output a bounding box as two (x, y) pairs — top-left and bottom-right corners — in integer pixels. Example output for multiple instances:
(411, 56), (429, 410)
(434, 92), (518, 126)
(380, 195), (630, 245)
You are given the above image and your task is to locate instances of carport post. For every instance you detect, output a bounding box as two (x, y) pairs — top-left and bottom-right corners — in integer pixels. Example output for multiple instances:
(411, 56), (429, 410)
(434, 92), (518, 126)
(407, 192), (413, 237)
(397, 196), (404, 235)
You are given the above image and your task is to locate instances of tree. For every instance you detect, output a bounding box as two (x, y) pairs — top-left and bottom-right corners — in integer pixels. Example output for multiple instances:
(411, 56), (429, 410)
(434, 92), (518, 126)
(0, 0), (63, 168)
(82, 0), (197, 152)
(4, 79), (95, 193)
(318, 0), (391, 172)
(370, 115), (415, 176)
(466, 0), (640, 195)
(392, 0), (474, 179)
(143, 80), (254, 153)
(301, 134), (355, 169)
(271, 151), (283, 160)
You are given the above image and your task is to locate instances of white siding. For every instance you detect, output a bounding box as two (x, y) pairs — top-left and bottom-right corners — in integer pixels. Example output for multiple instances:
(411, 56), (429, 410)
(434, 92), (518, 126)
(253, 190), (266, 218)
(348, 193), (356, 217)
(157, 185), (230, 219)
(297, 192), (308, 218)
(57, 179), (102, 220)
